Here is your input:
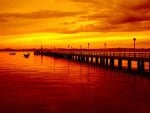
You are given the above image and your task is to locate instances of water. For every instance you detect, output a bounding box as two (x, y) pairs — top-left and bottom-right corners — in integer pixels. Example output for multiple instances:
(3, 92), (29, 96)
(0, 52), (150, 113)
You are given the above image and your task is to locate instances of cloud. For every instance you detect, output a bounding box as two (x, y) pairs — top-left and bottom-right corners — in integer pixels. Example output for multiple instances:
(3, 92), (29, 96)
(70, 0), (150, 32)
(0, 10), (83, 22)
(1, 0), (150, 35)
(70, 0), (98, 4)
(0, 18), (7, 22)
(0, 10), (84, 35)
(116, 0), (150, 10)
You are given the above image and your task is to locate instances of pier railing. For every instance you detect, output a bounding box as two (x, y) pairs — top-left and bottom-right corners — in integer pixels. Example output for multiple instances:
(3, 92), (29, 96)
(49, 50), (150, 60)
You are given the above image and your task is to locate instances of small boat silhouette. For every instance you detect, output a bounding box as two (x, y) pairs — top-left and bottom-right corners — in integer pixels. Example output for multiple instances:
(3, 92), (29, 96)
(23, 53), (30, 58)
(9, 52), (16, 55)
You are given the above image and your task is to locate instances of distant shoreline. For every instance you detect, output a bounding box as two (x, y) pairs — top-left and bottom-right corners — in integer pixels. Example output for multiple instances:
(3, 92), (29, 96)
(1, 48), (150, 52)
(0, 49), (35, 52)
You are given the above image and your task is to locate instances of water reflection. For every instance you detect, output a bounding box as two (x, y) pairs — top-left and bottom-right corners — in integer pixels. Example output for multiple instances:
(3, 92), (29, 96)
(0, 52), (150, 113)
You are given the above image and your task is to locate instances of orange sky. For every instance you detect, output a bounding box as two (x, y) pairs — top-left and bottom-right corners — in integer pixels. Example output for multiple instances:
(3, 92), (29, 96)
(0, 0), (150, 49)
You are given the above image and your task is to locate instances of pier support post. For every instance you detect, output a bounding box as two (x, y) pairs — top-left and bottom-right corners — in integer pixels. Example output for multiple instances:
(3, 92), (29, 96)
(68, 55), (72, 59)
(103, 58), (105, 66)
(79, 56), (82, 61)
(77, 56), (79, 61)
(118, 59), (122, 69)
(85, 56), (87, 62)
(75, 56), (77, 60)
(71, 55), (74, 59)
(67, 55), (70, 59)
(96, 57), (99, 64)
(83, 56), (85, 61)
(138, 61), (141, 72)
(86, 57), (89, 63)
(128, 60), (131, 71)
(110, 58), (114, 68)
(149, 62), (150, 73)
(91, 57), (93, 63)
(100, 57), (104, 66)
(140, 60), (144, 73)
(137, 60), (145, 73)
(81, 56), (85, 62)
(78, 56), (80, 61)
(85, 57), (87, 62)
(67, 55), (69, 59)
(105, 58), (108, 67)
(80, 56), (82, 61)
(71, 55), (73, 59)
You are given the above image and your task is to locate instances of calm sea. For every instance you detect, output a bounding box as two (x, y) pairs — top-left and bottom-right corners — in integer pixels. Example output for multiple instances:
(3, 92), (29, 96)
(0, 52), (150, 113)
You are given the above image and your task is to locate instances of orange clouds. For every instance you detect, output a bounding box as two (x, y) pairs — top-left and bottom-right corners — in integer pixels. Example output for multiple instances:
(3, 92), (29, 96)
(0, 0), (150, 48)
(0, 0), (150, 35)
(0, 10), (83, 35)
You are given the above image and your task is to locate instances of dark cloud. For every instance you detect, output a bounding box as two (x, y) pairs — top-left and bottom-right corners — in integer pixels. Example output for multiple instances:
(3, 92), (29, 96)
(116, 0), (150, 10)
(71, 0), (150, 32)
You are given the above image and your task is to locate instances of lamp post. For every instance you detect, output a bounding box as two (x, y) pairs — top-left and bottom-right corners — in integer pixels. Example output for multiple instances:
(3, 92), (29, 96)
(88, 43), (90, 50)
(133, 38), (136, 56)
(80, 45), (82, 55)
(87, 43), (90, 55)
(104, 43), (107, 49)
(133, 38), (136, 50)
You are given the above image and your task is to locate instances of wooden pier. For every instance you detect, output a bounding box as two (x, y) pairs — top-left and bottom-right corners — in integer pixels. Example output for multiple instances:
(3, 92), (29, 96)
(34, 49), (150, 74)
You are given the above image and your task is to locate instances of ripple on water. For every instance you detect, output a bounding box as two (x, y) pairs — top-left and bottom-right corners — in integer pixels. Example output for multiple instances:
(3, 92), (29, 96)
(0, 52), (150, 113)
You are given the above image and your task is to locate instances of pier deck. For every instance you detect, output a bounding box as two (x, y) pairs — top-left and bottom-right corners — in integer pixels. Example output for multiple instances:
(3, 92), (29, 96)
(34, 50), (150, 74)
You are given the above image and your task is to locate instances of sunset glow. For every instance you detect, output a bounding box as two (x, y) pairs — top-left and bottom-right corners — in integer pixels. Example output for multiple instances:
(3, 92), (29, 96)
(0, 0), (150, 48)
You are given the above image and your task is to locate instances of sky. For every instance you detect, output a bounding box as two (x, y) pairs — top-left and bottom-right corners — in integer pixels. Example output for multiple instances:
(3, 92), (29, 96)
(0, 0), (150, 49)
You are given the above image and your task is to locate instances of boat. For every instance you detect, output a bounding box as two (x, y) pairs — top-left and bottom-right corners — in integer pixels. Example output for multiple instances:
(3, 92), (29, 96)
(23, 53), (30, 58)
(9, 52), (16, 55)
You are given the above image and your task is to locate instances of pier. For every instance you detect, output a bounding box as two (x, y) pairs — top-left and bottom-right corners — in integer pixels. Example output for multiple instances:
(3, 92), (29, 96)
(34, 49), (150, 75)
